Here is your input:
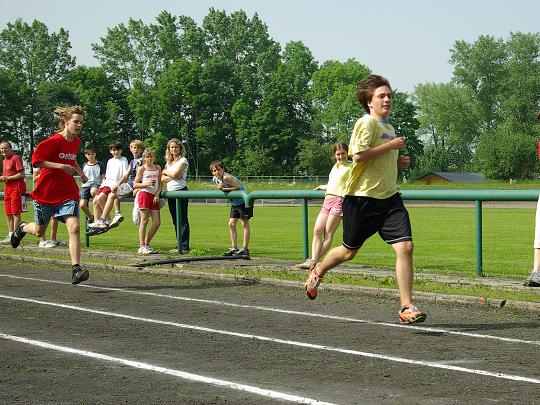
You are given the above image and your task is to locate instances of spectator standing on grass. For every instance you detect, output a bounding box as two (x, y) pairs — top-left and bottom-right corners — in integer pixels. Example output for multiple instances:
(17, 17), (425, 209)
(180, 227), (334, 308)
(133, 148), (162, 255)
(161, 138), (189, 254)
(296, 142), (352, 269)
(79, 145), (105, 225)
(304, 74), (427, 324)
(0, 141), (26, 245)
(210, 160), (252, 257)
(88, 140), (128, 231)
(524, 109), (540, 287)
(32, 168), (68, 248)
(10, 105), (89, 284)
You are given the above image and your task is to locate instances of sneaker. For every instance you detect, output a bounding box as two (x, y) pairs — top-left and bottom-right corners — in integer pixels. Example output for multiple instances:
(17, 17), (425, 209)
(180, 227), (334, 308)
(146, 245), (158, 254)
(138, 246), (151, 255)
(89, 219), (108, 229)
(305, 264), (322, 300)
(108, 212), (124, 229)
(50, 239), (68, 247)
(71, 265), (89, 285)
(398, 304), (427, 324)
(169, 248), (179, 254)
(524, 270), (540, 287)
(85, 215), (94, 225)
(11, 222), (27, 248)
(223, 247), (239, 256)
(38, 240), (56, 248)
(0, 235), (12, 245)
(235, 248), (250, 257)
(295, 259), (316, 269)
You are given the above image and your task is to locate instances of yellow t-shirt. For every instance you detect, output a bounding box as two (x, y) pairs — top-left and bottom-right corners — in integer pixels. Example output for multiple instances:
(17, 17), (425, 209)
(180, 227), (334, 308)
(344, 114), (399, 199)
(325, 161), (353, 197)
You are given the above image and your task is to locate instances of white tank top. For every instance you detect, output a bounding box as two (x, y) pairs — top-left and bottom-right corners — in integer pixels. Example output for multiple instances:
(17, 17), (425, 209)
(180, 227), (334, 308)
(140, 166), (159, 195)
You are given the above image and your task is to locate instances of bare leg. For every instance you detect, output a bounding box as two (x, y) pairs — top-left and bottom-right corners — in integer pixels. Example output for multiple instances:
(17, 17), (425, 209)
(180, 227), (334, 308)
(392, 241), (415, 306)
(310, 212), (328, 261)
(64, 216), (81, 265)
(319, 215), (342, 260)
(139, 209), (150, 246)
(241, 219), (250, 249)
(316, 245), (357, 278)
(145, 211), (161, 245)
(228, 218), (238, 248)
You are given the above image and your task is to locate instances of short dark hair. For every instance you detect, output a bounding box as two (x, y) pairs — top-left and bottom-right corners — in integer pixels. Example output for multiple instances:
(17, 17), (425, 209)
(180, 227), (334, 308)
(356, 74), (392, 113)
(109, 141), (122, 151)
(209, 160), (223, 171)
(84, 145), (96, 153)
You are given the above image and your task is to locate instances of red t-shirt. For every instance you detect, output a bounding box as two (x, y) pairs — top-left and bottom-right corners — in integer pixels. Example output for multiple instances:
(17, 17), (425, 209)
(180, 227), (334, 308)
(2, 153), (26, 194)
(30, 133), (81, 206)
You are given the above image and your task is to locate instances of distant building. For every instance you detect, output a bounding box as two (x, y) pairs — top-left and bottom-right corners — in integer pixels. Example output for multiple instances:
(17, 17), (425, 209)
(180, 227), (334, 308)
(414, 172), (485, 184)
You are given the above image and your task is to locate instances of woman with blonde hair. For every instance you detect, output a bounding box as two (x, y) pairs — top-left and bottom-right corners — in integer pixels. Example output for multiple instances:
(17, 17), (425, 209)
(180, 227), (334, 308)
(161, 138), (190, 253)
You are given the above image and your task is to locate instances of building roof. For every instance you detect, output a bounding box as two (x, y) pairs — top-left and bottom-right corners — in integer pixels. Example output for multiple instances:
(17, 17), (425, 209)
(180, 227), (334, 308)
(416, 172), (485, 183)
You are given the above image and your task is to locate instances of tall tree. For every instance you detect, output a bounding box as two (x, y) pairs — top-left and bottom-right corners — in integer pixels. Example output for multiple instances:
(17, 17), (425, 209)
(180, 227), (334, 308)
(0, 18), (75, 159)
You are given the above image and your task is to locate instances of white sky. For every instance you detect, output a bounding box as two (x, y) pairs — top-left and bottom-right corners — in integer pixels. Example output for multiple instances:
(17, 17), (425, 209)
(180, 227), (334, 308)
(1, 0), (539, 92)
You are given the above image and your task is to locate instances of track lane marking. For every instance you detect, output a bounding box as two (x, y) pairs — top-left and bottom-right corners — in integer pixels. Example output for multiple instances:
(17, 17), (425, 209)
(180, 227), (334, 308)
(1, 293), (539, 384)
(0, 332), (334, 405)
(1, 273), (539, 346)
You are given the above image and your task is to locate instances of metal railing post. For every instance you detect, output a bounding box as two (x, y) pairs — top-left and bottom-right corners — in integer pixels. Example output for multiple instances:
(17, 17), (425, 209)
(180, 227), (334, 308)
(475, 200), (483, 277)
(302, 199), (309, 260)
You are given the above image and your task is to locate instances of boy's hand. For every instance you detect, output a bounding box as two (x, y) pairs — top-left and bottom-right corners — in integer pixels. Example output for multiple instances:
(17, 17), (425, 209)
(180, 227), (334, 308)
(389, 137), (405, 150)
(398, 155), (411, 169)
(81, 175), (88, 183)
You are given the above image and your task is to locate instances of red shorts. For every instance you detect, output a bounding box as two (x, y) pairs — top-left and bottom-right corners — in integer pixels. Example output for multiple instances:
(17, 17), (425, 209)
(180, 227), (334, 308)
(96, 186), (112, 196)
(4, 185), (23, 215)
(137, 190), (160, 211)
(320, 196), (344, 217)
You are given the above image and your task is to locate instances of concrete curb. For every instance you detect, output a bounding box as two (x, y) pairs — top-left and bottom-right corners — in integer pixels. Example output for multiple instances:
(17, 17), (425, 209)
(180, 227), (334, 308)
(2, 252), (539, 313)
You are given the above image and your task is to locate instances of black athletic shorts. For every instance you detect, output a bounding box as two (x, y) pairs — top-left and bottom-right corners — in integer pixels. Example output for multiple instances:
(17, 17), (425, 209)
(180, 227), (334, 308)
(342, 193), (412, 250)
(230, 203), (253, 219)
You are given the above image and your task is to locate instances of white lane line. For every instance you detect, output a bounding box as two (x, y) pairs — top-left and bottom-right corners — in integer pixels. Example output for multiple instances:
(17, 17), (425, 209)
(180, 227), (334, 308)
(1, 293), (539, 385)
(0, 332), (334, 405)
(1, 273), (539, 346)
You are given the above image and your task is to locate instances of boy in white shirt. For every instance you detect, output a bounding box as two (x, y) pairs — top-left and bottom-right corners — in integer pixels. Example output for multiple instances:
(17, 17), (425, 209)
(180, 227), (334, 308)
(89, 141), (128, 230)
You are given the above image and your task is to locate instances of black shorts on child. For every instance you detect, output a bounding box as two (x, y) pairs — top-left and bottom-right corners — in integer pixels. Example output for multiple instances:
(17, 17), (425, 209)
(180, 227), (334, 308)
(342, 193), (412, 250)
(230, 203), (253, 219)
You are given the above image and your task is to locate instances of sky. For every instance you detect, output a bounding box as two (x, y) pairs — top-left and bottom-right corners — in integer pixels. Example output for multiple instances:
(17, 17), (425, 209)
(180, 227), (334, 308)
(1, 0), (539, 93)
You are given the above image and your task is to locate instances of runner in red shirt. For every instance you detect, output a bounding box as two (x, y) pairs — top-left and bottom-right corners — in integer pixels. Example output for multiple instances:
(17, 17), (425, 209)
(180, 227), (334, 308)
(0, 141), (26, 244)
(10, 105), (90, 284)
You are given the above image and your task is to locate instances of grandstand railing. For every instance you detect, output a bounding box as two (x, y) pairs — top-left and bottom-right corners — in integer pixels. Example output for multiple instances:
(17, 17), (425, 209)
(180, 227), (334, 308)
(154, 189), (540, 277)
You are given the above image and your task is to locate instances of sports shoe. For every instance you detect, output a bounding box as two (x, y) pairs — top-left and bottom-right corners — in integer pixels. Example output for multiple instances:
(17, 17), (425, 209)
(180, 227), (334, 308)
(146, 245), (158, 254)
(108, 212), (124, 229)
(71, 265), (89, 285)
(0, 235), (12, 245)
(50, 239), (68, 247)
(11, 222), (27, 248)
(305, 264), (322, 300)
(295, 259), (316, 269)
(235, 248), (250, 257)
(138, 246), (151, 255)
(38, 240), (56, 248)
(89, 219), (108, 229)
(223, 247), (239, 256)
(398, 304), (427, 324)
(524, 270), (540, 287)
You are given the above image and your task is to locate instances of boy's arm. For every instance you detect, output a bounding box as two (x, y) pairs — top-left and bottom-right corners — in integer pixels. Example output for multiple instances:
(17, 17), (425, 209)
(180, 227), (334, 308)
(0, 169), (25, 183)
(220, 174), (241, 191)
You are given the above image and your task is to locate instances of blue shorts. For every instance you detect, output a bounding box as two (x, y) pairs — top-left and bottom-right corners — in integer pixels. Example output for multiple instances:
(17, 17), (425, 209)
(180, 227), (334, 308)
(33, 200), (80, 225)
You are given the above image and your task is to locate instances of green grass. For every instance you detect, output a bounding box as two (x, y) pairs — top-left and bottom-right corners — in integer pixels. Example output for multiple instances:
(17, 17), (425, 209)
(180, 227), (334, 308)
(3, 202), (535, 279)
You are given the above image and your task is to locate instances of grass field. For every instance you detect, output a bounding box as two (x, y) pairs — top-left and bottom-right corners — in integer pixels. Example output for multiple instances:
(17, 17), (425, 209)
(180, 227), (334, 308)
(2, 201), (534, 279)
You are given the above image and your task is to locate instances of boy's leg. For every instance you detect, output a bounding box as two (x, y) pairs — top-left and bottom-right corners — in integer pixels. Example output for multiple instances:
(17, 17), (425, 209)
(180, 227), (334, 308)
(6, 214), (14, 233)
(392, 241), (415, 306)
(241, 218), (250, 249)
(228, 218), (238, 248)
(101, 193), (118, 219)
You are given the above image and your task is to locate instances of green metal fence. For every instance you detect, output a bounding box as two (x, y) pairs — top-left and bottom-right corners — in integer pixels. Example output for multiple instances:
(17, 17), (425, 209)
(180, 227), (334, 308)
(85, 189), (539, 276)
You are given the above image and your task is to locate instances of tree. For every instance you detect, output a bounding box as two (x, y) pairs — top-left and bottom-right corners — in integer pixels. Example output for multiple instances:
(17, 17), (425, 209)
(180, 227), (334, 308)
(310, 59), (370, 143)
(0, 18), (75, 159)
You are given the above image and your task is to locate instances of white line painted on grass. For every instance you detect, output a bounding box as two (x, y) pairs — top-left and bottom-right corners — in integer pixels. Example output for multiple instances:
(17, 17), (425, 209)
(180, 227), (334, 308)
(1, 273), (539, 346)
(0, 332), (334, 405)
(1, 293), (539, 384)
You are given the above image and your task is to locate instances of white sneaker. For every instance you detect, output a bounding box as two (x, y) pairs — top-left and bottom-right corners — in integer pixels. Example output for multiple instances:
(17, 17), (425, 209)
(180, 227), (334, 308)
(50, 239), (68, 247)
(89, 219), (108, 229)
(0, 235), (12, 245)
(138, 246), (151, 255)
(38, 240), (56, 248)
(109, 213), (124, 229)
(146, 245), (158, 254)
